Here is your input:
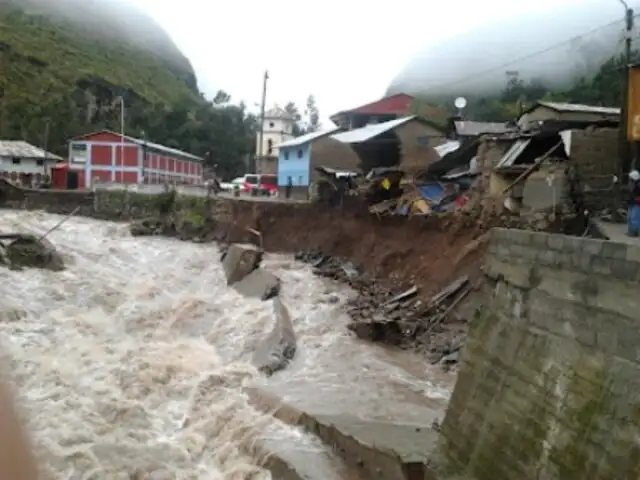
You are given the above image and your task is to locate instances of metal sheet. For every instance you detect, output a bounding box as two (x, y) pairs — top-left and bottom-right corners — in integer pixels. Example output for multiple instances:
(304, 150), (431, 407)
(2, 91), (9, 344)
(434, 141), (460, 157)
(330, 116), (415, 144)
(0, 141), (62, 160)
(277, 128), (340, 149)
(495, 139), (531, 168)
(538, 101), (620, 115)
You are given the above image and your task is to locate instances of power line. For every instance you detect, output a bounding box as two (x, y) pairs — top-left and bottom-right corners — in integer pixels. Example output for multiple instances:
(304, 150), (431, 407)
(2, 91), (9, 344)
(408, 14), (640, 94)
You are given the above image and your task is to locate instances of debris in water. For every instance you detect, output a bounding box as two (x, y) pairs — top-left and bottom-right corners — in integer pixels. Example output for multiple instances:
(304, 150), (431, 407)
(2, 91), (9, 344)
(0, 233), (64, 271)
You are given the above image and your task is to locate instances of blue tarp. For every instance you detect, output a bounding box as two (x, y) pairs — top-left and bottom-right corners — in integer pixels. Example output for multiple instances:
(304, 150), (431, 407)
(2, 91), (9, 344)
(418, 184), (445, 203)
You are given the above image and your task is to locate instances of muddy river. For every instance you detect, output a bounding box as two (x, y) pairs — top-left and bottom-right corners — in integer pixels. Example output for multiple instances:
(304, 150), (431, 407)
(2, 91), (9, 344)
(0, 210), (454, 478)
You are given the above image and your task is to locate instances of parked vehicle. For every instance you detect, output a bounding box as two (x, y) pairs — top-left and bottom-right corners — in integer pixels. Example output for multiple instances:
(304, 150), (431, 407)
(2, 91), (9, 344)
(220, 177), (244, 191)
(244, 174), (277, 196)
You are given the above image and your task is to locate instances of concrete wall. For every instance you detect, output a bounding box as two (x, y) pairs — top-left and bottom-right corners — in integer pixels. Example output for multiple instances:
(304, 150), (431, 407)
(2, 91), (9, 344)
(396, 120), (447, 174)
(435, 228), (640, 479)
(309, 136), (360, 184)
(93, 182), (208, 197)
(569, 127), (619, 211)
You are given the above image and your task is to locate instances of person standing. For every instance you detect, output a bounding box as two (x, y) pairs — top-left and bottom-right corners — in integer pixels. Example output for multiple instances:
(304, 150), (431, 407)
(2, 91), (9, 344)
(628, 170), (640, 237)
(285, 176), (292, 199)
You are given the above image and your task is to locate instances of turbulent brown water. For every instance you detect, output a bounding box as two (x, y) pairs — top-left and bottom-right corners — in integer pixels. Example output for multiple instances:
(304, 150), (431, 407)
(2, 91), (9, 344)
(0, 210), (454, 478)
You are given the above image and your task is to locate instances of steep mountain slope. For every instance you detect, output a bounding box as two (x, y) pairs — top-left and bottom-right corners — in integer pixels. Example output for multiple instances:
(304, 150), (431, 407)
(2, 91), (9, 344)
(0, 0), (199, 150)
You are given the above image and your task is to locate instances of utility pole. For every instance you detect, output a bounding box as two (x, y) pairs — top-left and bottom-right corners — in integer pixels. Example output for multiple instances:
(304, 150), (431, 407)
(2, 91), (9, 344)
(620, 1), (634, 174)
(616, 1), (634, 218)
(257, 70), (268, 173)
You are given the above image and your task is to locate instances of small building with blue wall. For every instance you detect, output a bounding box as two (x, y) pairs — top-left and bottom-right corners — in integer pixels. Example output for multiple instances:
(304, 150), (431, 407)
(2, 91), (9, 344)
(276, 128), (360, 199)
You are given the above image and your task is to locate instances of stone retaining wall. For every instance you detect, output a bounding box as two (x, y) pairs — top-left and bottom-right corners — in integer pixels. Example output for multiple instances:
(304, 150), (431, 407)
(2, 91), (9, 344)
(434, 228), (640, 479)
(2, 188), (208, 221)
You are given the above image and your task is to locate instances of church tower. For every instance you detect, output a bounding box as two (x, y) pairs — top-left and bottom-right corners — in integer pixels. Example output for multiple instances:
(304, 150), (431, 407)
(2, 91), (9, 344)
(256, 105), (295, 174)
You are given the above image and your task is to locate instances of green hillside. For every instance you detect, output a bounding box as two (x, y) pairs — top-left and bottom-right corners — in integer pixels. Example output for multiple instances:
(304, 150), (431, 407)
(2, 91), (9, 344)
(0, 1), (201, 154)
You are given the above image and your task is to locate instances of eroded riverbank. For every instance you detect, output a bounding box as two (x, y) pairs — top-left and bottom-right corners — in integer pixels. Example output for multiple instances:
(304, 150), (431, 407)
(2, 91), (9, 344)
(0, 210), (454, 478)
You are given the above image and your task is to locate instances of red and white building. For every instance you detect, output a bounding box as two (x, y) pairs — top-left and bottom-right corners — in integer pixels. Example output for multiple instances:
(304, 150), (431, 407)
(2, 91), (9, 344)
(68, 130), (203, 188)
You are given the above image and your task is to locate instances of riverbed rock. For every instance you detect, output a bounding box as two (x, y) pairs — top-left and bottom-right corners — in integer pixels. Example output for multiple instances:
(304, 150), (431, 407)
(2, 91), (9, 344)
(129, 217), (169, 236)
(3, 234), (65, 271)
(252, 297), (296, 375)
(233, 268), (281, 300)
(222, 243), (263, 285)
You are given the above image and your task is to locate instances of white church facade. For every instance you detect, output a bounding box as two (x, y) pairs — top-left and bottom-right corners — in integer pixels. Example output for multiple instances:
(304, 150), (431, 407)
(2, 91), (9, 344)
(255, 106), (295, 174)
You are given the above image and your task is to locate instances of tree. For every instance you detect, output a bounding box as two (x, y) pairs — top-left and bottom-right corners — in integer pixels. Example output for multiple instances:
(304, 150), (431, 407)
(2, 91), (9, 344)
(213, 90), (231, 104)
(305, 95), (320, 132)
(284, 101), (305, 136)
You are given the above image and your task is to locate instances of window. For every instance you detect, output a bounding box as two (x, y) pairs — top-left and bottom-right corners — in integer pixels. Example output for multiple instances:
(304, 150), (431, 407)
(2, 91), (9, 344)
(267, 138), (273, 154)
(298, 175), (303, 185)
(297, 149), (303, 158)
(269, 122), (275, 128)
(36, 159), (44, 166)
(245, 175), (259, 185)
(284, 151), (289, 160)
(11, 157), (20, 165)
(71, 143), (88, 163)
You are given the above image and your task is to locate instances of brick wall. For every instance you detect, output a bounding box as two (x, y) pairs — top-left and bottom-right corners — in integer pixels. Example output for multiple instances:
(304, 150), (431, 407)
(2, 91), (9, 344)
(433, 228), (640, 479)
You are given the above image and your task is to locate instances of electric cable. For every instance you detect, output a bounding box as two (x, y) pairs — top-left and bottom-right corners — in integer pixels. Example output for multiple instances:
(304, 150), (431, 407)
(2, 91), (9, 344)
(404, 13), (640, 94)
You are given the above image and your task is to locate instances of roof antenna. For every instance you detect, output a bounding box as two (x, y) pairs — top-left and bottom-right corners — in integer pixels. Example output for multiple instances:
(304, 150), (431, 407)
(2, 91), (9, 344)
(454, 97), (467, 119)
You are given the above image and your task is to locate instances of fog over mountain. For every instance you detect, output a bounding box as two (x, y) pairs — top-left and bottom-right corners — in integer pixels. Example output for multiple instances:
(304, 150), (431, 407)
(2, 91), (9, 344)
(387, 0), (640, 100)
(1, 0), (193, 75)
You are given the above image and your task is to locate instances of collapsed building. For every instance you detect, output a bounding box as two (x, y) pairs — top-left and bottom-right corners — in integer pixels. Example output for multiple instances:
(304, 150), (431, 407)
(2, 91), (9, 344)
(364, 101), (620, 233)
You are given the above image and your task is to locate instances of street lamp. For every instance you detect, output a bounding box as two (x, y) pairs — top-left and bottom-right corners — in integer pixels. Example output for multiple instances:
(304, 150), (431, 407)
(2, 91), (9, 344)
(117, 97), (125, 181)
(141, 130), (147, 184)
(42, 118), (50, 183)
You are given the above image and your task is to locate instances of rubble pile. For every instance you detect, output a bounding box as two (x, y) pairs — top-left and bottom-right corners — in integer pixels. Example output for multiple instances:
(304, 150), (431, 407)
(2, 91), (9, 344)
(295, 250), (471, 366)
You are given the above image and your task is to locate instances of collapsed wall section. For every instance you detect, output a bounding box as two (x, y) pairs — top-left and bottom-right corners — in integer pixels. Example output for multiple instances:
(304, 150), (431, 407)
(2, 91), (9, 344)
(434, 228), (640, 479)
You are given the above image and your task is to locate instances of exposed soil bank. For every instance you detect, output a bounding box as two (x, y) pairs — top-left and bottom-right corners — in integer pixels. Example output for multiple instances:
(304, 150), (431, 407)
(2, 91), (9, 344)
(217, 200), (485, 300)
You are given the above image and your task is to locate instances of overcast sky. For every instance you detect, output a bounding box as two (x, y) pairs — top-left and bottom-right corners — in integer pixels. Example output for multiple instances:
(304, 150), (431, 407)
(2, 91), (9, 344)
(130, 0), (595, 121)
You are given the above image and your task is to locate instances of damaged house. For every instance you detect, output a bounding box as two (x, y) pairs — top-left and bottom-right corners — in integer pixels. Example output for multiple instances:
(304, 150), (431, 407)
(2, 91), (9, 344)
(469, 124), (620, 229)
(517, 101), (620, 131)
(330, 115), (447, 175)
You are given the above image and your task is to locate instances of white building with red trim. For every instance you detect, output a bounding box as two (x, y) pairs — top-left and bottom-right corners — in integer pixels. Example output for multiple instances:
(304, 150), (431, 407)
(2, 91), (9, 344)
(68, 130), (203, 188)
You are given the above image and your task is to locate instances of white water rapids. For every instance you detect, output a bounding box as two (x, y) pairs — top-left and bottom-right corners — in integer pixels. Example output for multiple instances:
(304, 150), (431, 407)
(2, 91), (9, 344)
(0, 210), (454, 479)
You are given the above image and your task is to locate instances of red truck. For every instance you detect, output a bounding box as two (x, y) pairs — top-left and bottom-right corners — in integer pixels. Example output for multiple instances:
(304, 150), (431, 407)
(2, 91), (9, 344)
(244, 174), (278, 196)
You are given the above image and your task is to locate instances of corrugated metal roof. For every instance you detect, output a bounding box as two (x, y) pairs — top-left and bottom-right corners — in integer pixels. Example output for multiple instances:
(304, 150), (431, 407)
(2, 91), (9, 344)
(0, 141), (62, 160)
(495, 139), (531, 168)
(277, 128), (340, 149)
(537, 101), (620, 115)
(135, 137), (202, 161)
(331, 116), (416, 144)
(434, 140), (460, 157)
(74, 130), (202, 161)
(454, 121), (510, 136)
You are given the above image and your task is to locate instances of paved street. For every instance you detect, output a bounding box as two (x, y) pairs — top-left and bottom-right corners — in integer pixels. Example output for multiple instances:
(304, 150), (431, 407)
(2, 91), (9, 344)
(593, 219), (640, 246)
(217, 191), (308, 203)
